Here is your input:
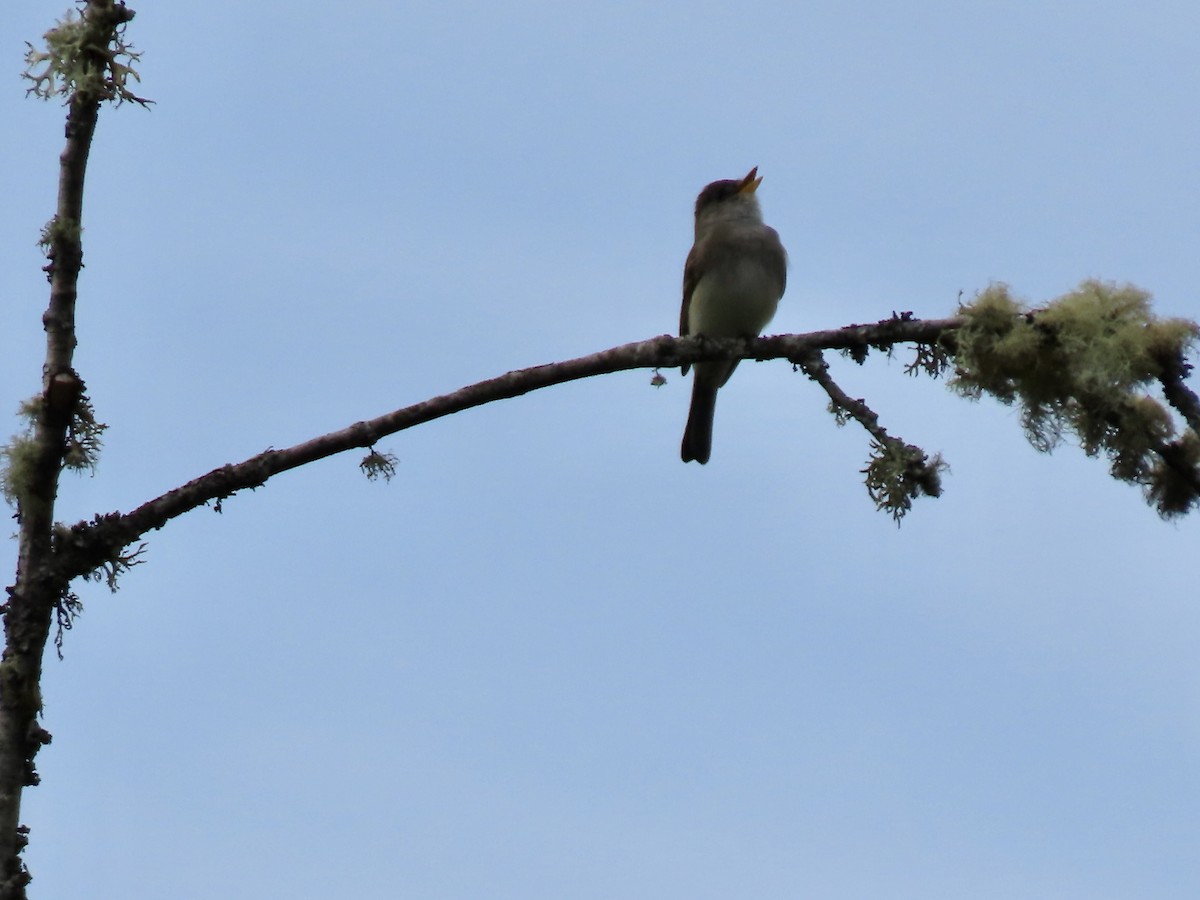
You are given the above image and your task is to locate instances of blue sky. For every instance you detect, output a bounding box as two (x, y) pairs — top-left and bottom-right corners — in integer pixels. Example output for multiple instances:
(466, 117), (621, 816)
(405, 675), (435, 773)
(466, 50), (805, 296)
(3, 1), (1200, 897)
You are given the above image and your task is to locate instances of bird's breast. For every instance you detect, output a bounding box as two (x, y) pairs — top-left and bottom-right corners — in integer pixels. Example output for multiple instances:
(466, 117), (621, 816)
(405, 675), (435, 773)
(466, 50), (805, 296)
(688, 259), (783, 338)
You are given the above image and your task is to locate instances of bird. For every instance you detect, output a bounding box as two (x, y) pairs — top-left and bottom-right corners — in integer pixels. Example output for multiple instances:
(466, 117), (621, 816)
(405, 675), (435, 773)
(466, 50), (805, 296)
(679, 167), (788, 464)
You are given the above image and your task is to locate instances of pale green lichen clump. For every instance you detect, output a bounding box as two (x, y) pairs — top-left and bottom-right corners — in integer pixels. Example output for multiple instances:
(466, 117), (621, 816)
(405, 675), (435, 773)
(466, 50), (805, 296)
(23, 2), (148, 106)
(952, 281), (1200, 515)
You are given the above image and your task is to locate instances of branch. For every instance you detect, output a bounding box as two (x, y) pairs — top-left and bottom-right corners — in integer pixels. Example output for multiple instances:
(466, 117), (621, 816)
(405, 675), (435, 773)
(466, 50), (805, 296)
(1, 4), (143, 895)
(1155, 349), (1200, 435)
(796, 348), (946, 521)
(55, 317), (965, 578)
(796, 349), (891, 445)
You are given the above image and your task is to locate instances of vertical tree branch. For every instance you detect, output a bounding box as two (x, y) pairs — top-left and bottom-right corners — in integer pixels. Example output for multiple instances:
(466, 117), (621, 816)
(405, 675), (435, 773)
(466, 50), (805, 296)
(0, 85), (97, 900)
(1, 3), (137, 895)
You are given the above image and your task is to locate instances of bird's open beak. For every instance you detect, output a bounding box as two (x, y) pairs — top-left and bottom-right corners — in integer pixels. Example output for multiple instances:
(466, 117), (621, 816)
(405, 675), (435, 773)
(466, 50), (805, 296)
(738, 167), (762, 194)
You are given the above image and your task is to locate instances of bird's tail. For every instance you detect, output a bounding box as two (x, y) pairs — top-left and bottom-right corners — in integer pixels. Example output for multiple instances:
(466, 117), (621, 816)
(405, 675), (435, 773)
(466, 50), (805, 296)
(681, 379), (718, 464)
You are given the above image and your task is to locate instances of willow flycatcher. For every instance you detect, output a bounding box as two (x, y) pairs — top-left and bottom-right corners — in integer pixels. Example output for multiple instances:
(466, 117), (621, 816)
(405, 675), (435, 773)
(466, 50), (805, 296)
(680, 167), (788, 464)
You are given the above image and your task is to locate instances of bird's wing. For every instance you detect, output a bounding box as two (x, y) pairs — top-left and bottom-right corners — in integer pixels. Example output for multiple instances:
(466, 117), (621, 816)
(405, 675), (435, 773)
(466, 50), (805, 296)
(760, 226), (788, 297)
(680, 239), (706, 376)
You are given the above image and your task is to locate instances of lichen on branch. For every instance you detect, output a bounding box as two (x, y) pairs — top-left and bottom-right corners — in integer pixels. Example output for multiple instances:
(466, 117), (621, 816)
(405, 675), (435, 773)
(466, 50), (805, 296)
(862, 438), (946, 523)
(1, 390), (106, 512)
(952, 281), (1200, 515)
(23, 0), (148, 107)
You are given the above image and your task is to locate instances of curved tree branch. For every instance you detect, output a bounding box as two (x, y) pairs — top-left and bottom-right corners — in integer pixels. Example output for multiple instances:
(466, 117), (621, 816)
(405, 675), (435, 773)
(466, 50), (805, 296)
(55, 317), (964, 580)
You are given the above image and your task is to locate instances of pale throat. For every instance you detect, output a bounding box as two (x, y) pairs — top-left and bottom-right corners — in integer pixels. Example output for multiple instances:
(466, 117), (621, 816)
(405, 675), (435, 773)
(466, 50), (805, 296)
(694, 196), (763, 240)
